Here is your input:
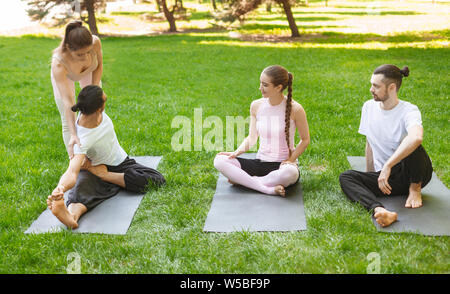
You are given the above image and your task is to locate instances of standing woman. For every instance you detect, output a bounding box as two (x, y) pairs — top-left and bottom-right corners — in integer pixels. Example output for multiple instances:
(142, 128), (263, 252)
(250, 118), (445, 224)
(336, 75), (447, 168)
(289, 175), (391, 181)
(51, 20), (103, 157)
(214, 65), (310, 196)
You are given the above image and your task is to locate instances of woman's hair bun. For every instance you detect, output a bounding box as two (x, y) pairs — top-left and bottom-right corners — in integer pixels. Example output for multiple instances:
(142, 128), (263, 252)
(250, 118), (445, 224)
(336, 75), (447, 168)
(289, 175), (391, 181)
(400, 66), (410, 77)
(71, 103), (79, 112)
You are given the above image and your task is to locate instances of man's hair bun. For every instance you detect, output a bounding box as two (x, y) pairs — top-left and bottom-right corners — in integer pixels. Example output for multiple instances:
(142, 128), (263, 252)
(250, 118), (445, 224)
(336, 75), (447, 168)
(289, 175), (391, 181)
(400, 66), (410, 77)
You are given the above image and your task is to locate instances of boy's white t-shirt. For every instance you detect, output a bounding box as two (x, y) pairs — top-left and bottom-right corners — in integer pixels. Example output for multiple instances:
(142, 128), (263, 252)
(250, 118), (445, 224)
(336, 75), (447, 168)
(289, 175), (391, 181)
(73, 111), (127, 166)
(358, 99), (422, 172)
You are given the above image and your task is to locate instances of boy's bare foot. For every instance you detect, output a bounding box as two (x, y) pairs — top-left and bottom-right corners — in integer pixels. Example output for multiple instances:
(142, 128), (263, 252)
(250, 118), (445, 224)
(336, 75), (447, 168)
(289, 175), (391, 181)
(49, 198), (78, 229)
(373, 207), (398, 227)
(405, 183), (423, 208)
(274, 185), (286, 197)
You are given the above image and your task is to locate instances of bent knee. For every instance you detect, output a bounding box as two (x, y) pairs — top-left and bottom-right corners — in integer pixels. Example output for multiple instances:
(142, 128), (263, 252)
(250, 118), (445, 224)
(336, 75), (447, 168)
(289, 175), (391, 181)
(213, 154), (228, 170)
(279, 164), (299, 183)
(339, 170), (357, 184)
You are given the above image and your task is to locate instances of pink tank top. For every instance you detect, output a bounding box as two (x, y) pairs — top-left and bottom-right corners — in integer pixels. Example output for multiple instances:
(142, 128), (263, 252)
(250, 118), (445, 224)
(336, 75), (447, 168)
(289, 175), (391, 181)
(256, 97), (297, 162)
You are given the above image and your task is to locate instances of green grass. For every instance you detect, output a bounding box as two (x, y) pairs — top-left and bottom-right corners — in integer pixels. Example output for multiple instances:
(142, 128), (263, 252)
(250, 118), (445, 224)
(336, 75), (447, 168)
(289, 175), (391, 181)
(0, 30), (449, 274)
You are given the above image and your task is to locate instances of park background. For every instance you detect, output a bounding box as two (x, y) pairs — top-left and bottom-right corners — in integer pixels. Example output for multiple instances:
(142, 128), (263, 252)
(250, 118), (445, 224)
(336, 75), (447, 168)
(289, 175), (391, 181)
(0, 0), (448, 273)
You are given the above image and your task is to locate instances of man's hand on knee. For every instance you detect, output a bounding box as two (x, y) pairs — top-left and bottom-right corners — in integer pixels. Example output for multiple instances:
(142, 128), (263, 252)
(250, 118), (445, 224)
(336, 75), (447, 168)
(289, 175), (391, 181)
(378, 165), (392, 195)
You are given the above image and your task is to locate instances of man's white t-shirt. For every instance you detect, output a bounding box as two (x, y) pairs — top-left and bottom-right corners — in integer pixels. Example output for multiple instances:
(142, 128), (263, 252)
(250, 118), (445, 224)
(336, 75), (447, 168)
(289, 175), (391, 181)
(73, 111), (128, 166)
(358, 99), (422, 172)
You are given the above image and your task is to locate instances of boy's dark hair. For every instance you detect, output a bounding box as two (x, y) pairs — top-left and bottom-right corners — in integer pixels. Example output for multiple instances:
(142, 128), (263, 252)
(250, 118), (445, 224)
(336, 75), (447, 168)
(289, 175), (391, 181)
(71, 85), (104, 114)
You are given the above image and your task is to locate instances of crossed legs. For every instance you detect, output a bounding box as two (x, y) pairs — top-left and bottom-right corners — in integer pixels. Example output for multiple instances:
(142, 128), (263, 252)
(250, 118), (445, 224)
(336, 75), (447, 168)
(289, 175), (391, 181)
(339, 145), (433, 227)
(213, 154), (299, 197)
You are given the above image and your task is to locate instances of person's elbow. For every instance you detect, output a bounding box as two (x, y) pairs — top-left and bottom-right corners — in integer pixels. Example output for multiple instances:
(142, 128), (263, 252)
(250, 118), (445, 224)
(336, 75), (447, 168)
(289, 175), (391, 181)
(414, 133), (423, 146)
(411, 129), (423, 145)
(408, 125), (423, 146)
(302, 137), (310, 148)
(247, 135), (258, 147)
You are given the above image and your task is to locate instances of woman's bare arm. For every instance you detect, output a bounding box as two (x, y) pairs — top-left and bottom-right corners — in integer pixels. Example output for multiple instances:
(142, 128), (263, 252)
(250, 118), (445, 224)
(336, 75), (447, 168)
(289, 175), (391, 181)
(286, 102), (310, 163)
(51, 60), (80, 157)
(91, 35), (103, 86)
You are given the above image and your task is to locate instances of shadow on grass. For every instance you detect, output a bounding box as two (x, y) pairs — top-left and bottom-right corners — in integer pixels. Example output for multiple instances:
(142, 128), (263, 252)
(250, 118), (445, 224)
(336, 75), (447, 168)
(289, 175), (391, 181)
(250, 16), (340, 22)
(110, 10), (212, 21)
(250, 10), (422, 22)
(237, 23), (344, 31)
(238, 30), (448, 44)
(295, 10), (422, 16)
(11, 28), (449, 46)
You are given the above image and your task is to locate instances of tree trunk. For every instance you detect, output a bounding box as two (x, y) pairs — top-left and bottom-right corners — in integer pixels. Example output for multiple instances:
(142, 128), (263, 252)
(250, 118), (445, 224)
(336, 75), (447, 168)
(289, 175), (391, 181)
(266, 3), (272, 12)
(155, 0), (162, 12)
(85, 0), (99, 35)
(233, 0), (262, 19)
(160, 0), (177, 32)
(211, 0), (217, 11)
(279, 0), (299, 37)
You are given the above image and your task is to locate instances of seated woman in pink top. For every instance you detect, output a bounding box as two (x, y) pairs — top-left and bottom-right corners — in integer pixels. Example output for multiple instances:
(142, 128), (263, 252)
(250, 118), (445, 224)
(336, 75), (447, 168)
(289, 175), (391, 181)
(51, 20), (103, 158)
(214, 65), (310, 197)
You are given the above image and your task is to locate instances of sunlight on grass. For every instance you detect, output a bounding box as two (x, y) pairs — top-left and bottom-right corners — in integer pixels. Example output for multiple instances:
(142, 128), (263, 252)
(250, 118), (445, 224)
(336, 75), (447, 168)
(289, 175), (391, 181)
(198, 39), (449, 49)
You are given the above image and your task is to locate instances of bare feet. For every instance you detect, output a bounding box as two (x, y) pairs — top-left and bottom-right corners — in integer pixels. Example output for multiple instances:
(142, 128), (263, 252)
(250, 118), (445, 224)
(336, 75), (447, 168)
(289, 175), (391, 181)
(405, 183), (423, 208)
(47, 197), (78, 229)
(274, 185), (286, 197)
(373, 207), (398, 227)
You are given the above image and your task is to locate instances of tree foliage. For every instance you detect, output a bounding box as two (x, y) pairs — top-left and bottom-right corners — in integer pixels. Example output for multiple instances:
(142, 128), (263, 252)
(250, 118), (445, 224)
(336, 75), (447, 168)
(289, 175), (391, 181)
(24, 0), (105, 35)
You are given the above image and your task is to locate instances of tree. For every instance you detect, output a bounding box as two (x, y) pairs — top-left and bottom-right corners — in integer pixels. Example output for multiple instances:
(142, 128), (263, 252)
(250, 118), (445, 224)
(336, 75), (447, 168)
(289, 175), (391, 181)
(160, 0), (177, 32)
(219, 0), (300, 37)
(24, 0), (105, 35)
(158, 0), (187, 32)
(278, 0), (299, 37)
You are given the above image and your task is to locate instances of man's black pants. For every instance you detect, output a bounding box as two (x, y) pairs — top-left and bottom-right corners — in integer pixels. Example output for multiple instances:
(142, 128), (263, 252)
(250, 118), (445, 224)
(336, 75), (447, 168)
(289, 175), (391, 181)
(339, 145), (433, 212)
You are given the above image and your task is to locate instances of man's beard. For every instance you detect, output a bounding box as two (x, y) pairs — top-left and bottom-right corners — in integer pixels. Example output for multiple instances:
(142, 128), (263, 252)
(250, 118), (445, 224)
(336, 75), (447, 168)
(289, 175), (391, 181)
(372, 90), (389, 101)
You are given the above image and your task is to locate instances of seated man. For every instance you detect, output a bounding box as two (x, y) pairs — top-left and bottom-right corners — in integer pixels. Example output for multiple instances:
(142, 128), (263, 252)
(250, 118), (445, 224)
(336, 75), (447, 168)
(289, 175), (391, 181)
(47, 85), (166, 229)
(339, 64), (433, 227)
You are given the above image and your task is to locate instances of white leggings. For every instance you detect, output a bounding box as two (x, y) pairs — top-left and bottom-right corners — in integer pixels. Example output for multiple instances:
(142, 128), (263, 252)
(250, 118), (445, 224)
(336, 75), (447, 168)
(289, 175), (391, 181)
(51, 71), (99, 148)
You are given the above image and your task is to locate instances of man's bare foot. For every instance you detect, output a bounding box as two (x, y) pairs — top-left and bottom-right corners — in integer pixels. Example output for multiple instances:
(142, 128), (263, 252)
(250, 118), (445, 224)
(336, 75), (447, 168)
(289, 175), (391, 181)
(274, 185), (286, 197)
(405, 183), (423, 208)
(49, 199), (78, 229)
(373, 207), (398, 227)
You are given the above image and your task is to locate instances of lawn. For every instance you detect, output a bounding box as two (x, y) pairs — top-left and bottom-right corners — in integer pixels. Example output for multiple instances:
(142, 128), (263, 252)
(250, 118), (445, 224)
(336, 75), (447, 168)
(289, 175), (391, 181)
(0, 1), (449, 274)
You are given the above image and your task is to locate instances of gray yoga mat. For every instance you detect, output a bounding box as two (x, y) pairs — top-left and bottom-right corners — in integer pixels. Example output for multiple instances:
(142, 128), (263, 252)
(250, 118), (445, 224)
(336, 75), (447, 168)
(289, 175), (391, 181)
(204, 153), (307, 232)
(347, 156), (450, 236)
(25, 156), (162, 235)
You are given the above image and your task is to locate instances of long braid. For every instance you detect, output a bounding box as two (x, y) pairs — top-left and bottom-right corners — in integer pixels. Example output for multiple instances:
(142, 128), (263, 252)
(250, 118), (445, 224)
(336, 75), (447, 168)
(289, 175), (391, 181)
(285, 73), (293, 157)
